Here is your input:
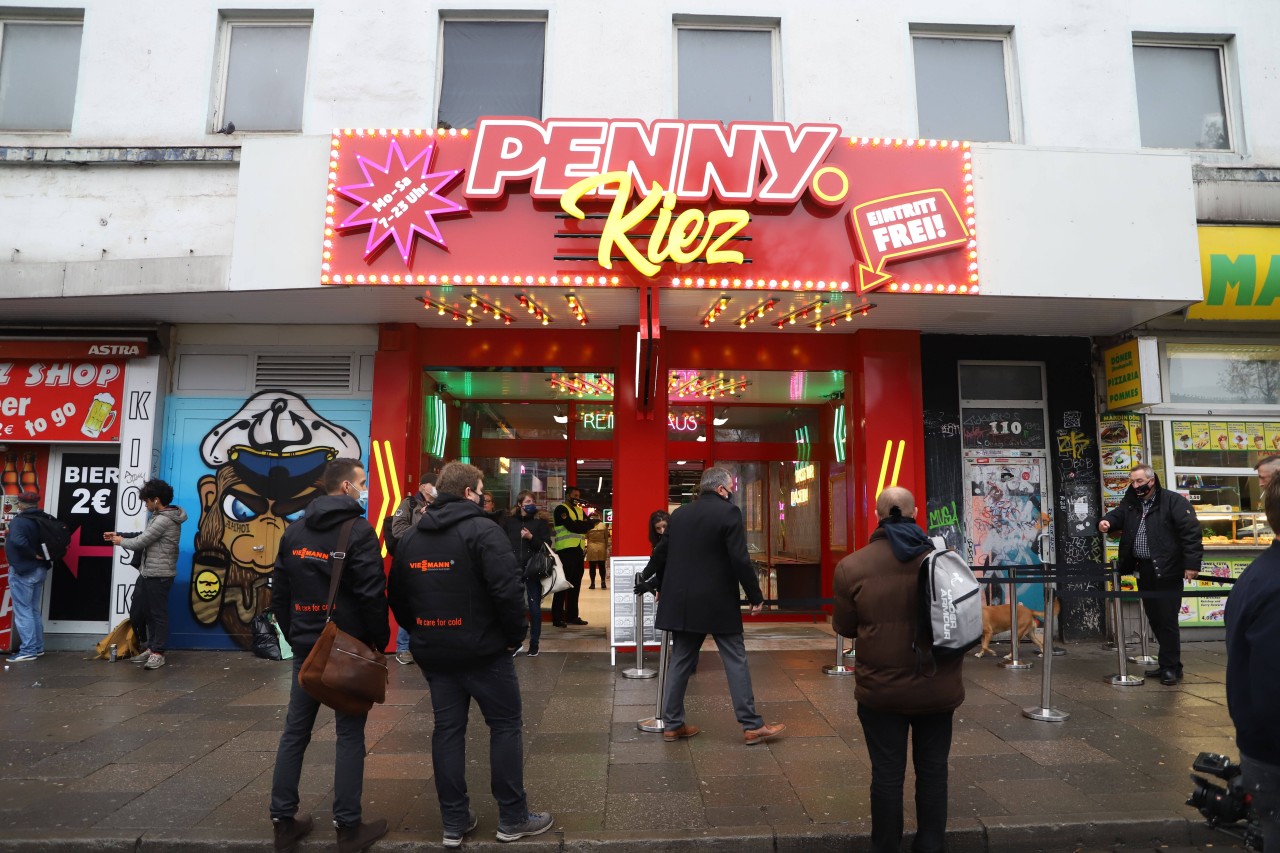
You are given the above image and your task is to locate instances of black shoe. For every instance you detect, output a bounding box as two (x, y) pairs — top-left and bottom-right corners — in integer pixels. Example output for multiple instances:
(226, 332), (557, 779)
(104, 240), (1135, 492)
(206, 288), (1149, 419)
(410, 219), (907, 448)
(567, 618), (588, 626)
(336, 818), (387, 853)
(1144, 667), (1165, 677)
(553, 621), (567, 628)
(273, 815), (314, 853)
(601, 584), (607, 589)
(527, 647), (539, 657)
(588, 584), (595, 589)
(1161, 669), (1183, 686)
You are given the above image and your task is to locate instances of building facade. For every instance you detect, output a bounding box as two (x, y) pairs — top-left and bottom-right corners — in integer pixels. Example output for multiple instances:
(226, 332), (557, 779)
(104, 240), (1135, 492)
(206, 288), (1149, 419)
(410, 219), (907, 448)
(2, 1), (1277, 649)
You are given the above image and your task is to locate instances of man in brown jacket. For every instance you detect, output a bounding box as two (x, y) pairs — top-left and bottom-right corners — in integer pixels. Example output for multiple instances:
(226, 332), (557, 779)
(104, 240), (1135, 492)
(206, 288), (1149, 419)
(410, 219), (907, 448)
(833, 487), (964, 853)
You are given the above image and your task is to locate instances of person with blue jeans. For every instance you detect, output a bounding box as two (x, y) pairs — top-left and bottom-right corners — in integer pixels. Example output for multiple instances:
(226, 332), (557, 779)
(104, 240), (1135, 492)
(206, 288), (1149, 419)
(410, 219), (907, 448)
(4, 491), (49, 663)
(390, 462), (552, 847)
(391, 472), (435, 664)
(1226, 474), (1280, 849)
(269, 459), (389, 853)
(502, 490), (552, 657)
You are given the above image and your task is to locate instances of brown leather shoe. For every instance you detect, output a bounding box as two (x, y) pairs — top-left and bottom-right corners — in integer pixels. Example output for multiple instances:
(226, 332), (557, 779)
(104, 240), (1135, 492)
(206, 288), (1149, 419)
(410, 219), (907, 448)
(743, 723), (786, 745)
(663, 724), (700, 742)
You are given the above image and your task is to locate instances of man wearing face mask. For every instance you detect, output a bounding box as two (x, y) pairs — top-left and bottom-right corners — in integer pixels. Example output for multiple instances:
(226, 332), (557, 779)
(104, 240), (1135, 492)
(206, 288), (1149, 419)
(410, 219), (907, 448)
(1099, 464), (1202, 685)
(390, 462), (552, 846)
(269, 458), (389, 853)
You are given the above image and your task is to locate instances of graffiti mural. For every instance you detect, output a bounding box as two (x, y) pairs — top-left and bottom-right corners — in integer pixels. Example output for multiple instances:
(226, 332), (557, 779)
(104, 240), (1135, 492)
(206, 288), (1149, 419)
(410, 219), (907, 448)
(163, 391), (367, 650)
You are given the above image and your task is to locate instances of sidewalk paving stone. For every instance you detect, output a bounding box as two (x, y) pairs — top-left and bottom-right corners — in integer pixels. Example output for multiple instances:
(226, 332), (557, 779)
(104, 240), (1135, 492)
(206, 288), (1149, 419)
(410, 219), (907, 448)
(0, 639), (1251, 851)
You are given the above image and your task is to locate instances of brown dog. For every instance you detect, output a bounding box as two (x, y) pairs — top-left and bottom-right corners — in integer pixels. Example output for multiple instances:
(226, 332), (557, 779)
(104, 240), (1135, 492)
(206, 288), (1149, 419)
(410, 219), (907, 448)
(973, 599), (1060, 658)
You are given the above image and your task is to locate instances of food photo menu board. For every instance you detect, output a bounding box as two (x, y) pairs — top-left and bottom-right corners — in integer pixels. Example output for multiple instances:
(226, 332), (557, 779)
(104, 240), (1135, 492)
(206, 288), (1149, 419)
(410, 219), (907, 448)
(1170, 420), (1280, 454)
(1099, 413), (1144, 512)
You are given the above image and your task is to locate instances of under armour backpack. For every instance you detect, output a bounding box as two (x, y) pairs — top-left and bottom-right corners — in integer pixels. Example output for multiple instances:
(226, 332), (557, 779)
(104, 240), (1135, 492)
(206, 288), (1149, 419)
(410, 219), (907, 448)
(916, 548), (982, 659)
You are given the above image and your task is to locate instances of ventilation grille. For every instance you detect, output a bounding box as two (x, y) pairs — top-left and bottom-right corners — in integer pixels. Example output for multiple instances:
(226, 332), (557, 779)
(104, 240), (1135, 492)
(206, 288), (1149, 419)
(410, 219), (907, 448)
(253, 354), (354, 392)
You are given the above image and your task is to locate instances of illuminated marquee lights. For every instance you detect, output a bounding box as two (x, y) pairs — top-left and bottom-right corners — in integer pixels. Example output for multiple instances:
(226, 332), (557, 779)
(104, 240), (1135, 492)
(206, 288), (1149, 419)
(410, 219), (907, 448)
(809, 301), (877, 331)
(517, 293), (554, 326)
(735, 298), (780, 329)
(565, 294), (589, 326)
(323, 127), (980, 296)
(416, 294), (512, 326)
(668, 370), (751, 399)
(701, 295), (731, 327)
(772, 299), (830, 329)
(548, 373), (615, 398)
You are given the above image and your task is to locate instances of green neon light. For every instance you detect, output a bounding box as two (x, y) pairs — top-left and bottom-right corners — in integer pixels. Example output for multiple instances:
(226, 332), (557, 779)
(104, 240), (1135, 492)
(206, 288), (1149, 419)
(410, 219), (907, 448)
(423, 395), (448, 459)
(459, 421), (471, 465)
(834, 406), (847, 463)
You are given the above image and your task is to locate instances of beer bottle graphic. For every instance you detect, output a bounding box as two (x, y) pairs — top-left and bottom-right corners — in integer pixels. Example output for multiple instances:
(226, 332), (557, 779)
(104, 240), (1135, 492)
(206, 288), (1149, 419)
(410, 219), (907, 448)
(19, 453), (38, 493)
(81, 392), (118, 438)
(1, 456), (18, 496)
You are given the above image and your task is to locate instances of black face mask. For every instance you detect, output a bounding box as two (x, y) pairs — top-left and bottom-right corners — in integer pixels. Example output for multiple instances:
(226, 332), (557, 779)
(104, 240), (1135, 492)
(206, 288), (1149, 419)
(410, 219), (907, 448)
(1133, 482), (1152, 497)
(523, 504), (538, 516)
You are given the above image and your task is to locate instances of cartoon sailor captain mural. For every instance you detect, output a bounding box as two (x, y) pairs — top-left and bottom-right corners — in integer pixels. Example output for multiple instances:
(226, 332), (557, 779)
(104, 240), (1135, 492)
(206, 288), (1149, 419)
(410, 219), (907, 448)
(188, 391), (363, 649)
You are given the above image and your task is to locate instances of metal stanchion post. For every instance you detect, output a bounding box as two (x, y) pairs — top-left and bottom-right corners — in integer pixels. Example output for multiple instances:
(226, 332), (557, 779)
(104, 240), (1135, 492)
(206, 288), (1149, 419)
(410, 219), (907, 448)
(637, 630), (669, 733)
(1108, 567), (1143, 686)
(999, 568), (1033, 670)
(1023, 583), (1069, 722)
(622, 593), (657, 679)
(823, 632), (854, 676)
(1128, 601), (1158, 667)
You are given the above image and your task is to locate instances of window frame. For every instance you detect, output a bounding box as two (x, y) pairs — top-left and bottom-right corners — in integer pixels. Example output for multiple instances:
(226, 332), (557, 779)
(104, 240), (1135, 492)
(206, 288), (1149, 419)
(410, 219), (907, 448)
(210, 15), (313, 135)
(909, 29), (1022, 144)
(672, 19), (782, 123)
(0, 16), (85, 133)
(1155, 338), (1280, 414)
(433, 12), (548, 130)
(1131, 37), (1237, 154)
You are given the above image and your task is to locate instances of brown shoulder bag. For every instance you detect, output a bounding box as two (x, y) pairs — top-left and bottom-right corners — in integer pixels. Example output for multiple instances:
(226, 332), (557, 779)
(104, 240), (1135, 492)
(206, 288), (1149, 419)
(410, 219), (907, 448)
(297, 518), (388, 715)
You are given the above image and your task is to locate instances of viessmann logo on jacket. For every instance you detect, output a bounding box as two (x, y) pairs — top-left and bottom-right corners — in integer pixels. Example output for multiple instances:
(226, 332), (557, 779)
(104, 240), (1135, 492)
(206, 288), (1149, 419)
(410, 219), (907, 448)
(409, 558), (454, 571)
(291, 547), (331, 561)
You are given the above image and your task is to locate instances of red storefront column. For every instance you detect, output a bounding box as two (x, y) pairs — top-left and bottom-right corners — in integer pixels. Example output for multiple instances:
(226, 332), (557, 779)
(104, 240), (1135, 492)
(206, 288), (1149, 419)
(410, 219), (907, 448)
(370, 325), (422, 517)
(847, 330), (927, 548)
(613, 325), (668, 557)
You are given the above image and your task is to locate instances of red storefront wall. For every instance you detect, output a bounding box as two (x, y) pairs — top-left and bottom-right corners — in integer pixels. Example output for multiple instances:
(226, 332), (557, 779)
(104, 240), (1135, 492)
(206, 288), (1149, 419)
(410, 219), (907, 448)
(369, 323), (925, 602)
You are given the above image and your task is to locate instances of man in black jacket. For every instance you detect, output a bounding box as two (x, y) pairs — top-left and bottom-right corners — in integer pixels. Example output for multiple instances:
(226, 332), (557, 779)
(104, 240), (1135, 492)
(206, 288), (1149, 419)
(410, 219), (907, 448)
(268, 458), (389, 853)
(1098, 464), (1202, 685)
(1226, 475), (1280, 848)
(389, 461), (552, 847)
(643, 466), (785, 746)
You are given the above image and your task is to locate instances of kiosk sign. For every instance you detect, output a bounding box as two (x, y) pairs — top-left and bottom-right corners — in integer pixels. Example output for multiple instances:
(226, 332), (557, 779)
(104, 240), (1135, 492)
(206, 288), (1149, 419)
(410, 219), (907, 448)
(324, 120), (979, 297)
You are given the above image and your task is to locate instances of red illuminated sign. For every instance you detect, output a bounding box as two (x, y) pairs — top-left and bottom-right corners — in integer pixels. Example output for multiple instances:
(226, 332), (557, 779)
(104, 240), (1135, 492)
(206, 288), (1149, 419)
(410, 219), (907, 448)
(324, 120), (978, 297)
(0, 361), (126, 443)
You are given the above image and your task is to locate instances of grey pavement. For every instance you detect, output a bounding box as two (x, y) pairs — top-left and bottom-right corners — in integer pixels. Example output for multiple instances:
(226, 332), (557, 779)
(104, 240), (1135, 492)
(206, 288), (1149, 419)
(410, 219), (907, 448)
(0, 638), (1248, 852)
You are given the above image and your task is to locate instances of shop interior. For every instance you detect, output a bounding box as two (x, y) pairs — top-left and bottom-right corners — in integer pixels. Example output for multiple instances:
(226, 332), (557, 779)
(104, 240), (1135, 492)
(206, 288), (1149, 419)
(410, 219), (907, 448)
(419, 367), (848, 626)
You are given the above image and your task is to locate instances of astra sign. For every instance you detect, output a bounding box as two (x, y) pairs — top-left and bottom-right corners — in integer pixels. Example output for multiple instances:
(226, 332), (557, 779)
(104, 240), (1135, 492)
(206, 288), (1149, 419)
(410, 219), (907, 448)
(323, 119), (979, 296)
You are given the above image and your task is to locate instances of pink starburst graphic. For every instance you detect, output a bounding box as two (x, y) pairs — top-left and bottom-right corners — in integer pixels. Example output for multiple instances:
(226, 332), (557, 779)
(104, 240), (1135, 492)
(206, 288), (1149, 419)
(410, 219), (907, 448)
(335, 137), (467, 266)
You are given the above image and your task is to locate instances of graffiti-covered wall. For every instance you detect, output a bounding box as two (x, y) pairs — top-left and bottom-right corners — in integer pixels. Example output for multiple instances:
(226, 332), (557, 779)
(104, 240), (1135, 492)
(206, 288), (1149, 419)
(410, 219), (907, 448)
(922, 336), (1104, 640)
(161, 391), (371, 650)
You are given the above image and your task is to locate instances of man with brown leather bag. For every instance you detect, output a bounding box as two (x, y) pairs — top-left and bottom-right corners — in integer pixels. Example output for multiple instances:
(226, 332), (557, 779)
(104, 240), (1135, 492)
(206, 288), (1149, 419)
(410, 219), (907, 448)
(268, 458), (389, 853)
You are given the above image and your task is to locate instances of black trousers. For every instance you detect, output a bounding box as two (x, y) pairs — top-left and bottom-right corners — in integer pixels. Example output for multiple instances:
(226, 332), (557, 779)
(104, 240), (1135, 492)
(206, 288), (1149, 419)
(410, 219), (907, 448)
(551, 546), (585, 622)
(129, 576), (173, 654)
(857, 704), (954, 853)
(588, 560), (606, 585)
(1137, 561), (1184, 672)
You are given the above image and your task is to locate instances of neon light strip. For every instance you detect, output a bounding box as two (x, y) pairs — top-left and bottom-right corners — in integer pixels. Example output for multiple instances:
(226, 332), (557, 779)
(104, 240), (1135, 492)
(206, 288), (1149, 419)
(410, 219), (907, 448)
(809, 302), (876, 330)
(773, 298), (830, 329)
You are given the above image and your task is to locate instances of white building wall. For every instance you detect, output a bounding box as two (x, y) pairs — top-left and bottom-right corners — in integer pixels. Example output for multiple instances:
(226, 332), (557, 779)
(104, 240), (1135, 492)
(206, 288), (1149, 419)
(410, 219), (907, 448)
(0, 0), (1276, 282)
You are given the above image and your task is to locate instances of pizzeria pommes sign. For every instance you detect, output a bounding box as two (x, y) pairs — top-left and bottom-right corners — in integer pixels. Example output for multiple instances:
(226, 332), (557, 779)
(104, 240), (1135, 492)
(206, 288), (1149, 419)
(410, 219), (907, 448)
(322, 119), (979, 296)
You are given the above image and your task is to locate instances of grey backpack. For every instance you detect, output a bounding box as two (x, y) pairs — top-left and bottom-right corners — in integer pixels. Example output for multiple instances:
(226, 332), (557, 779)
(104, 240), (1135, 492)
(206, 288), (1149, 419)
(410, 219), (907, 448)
(916, 548), (982, 660)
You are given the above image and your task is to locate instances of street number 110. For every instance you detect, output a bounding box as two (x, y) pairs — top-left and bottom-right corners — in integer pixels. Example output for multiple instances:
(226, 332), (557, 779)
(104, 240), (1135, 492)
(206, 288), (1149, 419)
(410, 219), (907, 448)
(989, 421), (1023, 435)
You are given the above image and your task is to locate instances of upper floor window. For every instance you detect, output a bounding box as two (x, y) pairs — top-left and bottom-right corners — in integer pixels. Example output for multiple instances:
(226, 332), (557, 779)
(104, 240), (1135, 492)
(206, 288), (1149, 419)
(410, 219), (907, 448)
(676, 23), (777, 123)
(436, 19), (545, 130)
(912, 33), (1017, 143)
(1133, 41), (1231, 151)
(213, 17), (311, 133)
(0, 20), (83, 132)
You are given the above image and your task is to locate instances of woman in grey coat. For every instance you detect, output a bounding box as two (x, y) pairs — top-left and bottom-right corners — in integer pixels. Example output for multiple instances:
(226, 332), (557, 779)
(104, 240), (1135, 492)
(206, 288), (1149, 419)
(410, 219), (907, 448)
(107, 479), (187, 670)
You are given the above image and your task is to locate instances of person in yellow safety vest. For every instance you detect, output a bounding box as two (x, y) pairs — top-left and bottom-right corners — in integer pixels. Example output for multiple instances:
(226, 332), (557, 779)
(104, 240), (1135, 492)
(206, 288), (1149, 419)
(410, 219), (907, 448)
(551, 485), (597, 627)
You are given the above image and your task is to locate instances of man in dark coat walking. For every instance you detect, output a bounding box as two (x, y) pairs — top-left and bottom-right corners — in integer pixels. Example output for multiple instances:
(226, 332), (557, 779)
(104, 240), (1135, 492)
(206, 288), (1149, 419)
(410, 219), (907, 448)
(1099, 464), (1202, 685)
(642, 466), (785, 746)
